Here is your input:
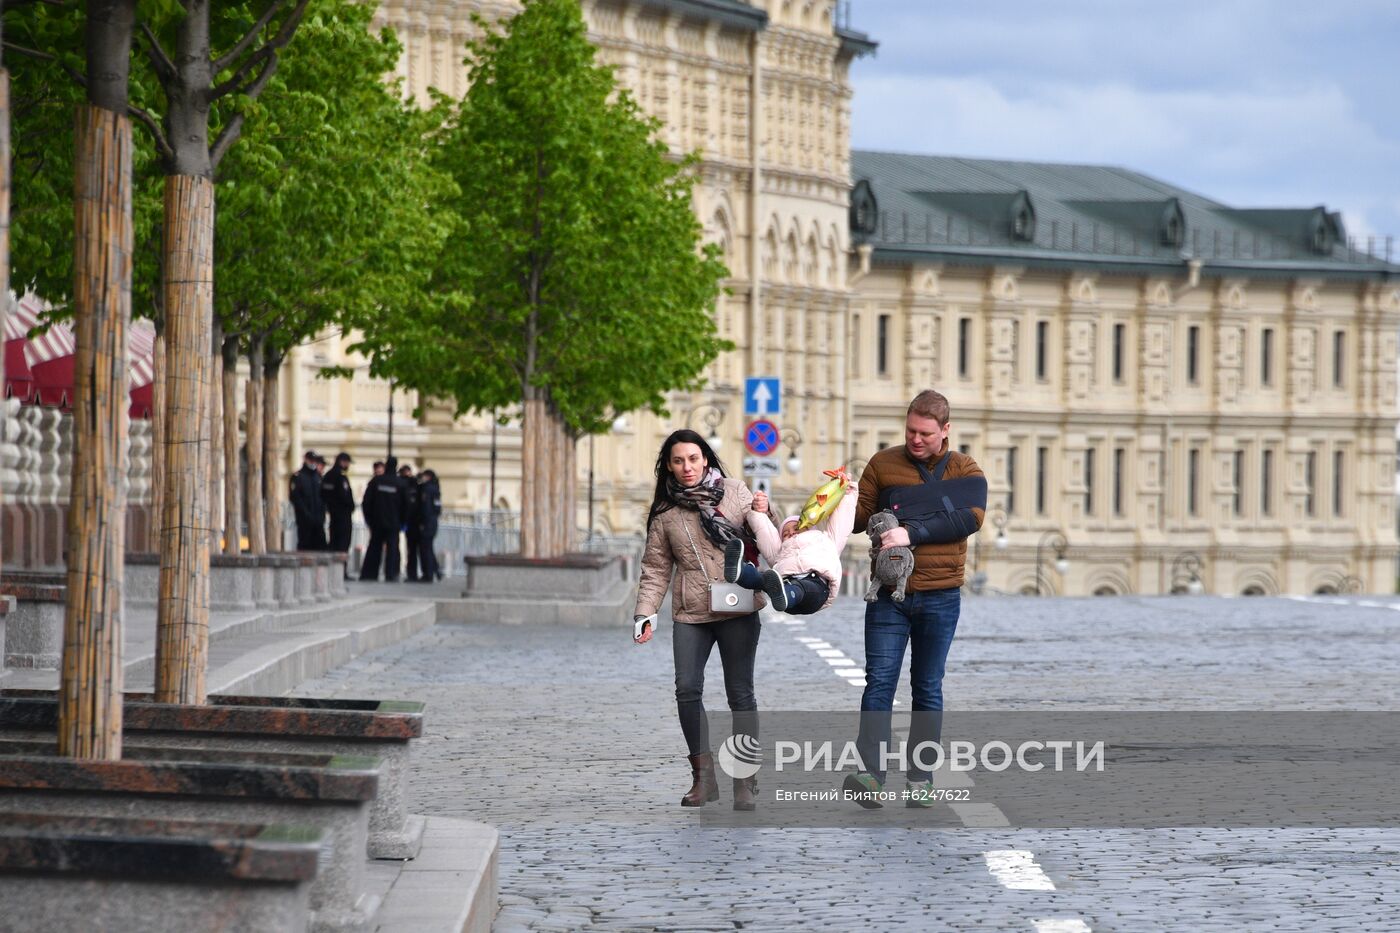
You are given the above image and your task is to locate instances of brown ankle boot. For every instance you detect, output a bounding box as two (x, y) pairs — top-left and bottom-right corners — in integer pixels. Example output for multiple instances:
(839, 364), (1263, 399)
(681, 752), (720, 807)
(732, 776), (758, 811)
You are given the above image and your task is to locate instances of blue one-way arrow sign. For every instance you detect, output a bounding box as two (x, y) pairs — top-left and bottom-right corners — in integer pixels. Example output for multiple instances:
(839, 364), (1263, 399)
(745, 377), (781, 416)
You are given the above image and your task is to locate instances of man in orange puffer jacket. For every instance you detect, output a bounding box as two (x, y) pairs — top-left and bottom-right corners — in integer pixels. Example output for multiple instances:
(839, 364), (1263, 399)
(845, 389), (987, 808)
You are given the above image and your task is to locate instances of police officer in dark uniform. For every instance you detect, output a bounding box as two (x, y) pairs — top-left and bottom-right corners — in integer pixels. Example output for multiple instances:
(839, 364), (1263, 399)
(321, 451), (355, 553)
(359, 456), (405, 581)
(290, 449), (327, 551)
(399, 464), (421, 581)
(416, 469), (443, 582)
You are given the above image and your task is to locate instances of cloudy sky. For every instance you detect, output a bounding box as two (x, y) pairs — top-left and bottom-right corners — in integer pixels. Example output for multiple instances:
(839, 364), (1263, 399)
(847, 0), (1400, 246)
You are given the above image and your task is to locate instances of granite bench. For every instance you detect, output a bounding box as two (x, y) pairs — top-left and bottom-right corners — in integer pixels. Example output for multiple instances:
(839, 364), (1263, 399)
(0, 694), (426, 860)
(0, 812), (322, 933)
(123, 551), (347, 611)
(0, 571), (67, 670)
(0, 745), (380, 932)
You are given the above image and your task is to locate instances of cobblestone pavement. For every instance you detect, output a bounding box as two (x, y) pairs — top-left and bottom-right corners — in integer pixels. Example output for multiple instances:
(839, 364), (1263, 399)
(293, 594), (1400, 931)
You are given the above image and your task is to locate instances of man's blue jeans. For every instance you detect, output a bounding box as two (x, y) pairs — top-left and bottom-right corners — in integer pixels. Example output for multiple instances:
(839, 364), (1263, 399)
(855, 586), (960, 783)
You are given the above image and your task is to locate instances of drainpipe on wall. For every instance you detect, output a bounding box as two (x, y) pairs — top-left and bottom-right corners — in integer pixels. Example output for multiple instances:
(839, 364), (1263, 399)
(748, 31), (763, 373)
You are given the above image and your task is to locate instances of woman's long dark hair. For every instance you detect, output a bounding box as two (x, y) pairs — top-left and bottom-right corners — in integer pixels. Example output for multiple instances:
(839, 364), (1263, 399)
(646, 429), (727, 530)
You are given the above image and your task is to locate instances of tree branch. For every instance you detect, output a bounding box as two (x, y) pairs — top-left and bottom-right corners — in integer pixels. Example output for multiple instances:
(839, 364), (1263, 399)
(211, 0), (285, 74)
(138, 21), (176, 84)
(2, 40), (87, 87)
(208, 0), (310, 168)
(208, 0), (309, 102)
(128, 102), (174, 162)
(1, 0), (75, 11)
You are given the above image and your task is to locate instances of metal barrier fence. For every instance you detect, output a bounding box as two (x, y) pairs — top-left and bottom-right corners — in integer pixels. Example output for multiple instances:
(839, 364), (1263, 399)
(284, 510), (649, 580)
(863, 211), (1396, 266)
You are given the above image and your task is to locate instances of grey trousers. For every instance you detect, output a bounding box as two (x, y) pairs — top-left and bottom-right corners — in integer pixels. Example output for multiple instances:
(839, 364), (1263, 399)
(672, 612), (761, 755)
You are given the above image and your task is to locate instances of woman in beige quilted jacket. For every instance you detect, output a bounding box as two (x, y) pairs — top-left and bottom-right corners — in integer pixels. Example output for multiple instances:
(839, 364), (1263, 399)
(633, 428), (764, 811)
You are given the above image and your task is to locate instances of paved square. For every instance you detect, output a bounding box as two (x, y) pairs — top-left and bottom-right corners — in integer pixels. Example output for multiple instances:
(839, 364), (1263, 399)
(293, 594), (1400, 931)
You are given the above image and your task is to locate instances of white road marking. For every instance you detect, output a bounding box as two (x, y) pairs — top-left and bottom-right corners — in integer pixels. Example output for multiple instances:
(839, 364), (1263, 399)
(803, 641), (832, 649)
(929, 764), (975, 788)
(1033, 920), (1092, 932)
(815, 648), (846, 658)
(833, 666), (863, 676)
(795, 636), (822, 643)
(845, 678), (866, 687)
(983, 849), (1053, 888)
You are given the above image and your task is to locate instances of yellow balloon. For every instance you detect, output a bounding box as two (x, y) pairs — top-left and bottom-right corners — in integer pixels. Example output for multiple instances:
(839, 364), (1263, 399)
(797, 467), (851, 530)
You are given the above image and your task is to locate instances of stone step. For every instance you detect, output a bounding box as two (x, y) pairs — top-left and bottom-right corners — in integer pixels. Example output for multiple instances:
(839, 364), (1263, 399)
(364, 815), (499, 933)
(0, 598), (434, 698)
(122, 597), (382, 686)
(201, 601), (437, 697)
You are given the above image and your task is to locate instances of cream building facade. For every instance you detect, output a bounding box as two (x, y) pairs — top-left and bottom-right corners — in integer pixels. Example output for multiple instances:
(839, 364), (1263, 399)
(847, 152), (1400, 596)
(289, 0), (873, 534)
(276, 1), (1400, 595)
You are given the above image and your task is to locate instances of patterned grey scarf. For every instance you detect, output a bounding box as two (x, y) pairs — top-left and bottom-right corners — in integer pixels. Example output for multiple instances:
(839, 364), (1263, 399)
(666, 468), (747, 551)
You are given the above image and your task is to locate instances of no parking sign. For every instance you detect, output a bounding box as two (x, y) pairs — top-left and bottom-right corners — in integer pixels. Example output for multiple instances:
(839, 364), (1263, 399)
(744, 419), (780, 456)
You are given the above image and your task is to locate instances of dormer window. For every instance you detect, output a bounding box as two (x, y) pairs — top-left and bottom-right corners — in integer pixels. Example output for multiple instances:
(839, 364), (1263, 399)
(1160, 198), (1186, 248)
(1010, 190), (1036, 242)
(1308, 209), (1345, 255)
(850, 179), (878, 238)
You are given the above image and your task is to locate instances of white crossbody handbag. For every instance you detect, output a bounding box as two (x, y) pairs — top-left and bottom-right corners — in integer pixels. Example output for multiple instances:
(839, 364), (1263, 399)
(681, 520), (755, 616)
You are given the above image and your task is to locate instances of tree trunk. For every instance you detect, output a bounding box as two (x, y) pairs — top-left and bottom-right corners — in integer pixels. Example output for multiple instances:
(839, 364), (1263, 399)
(153, 174), (214, 705)
(262, 349), (282, 550)
(561, 429), (577, 555)
(221, 336), (241, 555)
(0, 53), (8, 581)
(244, 337), (265, 554)
(519, 396), (574, 559)
(150, 326), (165, 543)
(60, 1), (136, 759)
(207, 319), (222, 553)
(548, 414), (563, 554)
(520, 397), (541, 558)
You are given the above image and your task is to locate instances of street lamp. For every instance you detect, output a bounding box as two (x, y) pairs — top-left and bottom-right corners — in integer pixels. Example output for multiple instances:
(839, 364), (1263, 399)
(1170, 552), (1205, 595)
(990, 505), (1009, 552)
(973, 503), (1008, 571)
(969, 503), (1009, 595)
(782, 427), (803, 474)
(686, 402), (726, 451)
(1036, 529), (1069, 597)
(587, 413), (631, 547)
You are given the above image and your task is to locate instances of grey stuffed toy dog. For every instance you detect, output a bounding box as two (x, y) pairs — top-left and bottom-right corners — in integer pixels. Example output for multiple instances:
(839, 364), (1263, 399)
(864, 509), (914, 603)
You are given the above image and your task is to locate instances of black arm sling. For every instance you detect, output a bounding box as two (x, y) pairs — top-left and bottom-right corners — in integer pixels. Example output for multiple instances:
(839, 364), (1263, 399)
(876, 450), (988, 539)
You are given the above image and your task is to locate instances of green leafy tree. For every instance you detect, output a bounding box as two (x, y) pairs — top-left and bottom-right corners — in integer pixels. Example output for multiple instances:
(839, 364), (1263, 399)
(7, 0), (447, 700)
(211, 3), (454, 554)
(350, 0), (729, 558)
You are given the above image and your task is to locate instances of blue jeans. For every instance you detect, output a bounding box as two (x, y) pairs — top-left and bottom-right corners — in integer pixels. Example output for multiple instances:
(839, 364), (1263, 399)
(855, 586), (961, 782)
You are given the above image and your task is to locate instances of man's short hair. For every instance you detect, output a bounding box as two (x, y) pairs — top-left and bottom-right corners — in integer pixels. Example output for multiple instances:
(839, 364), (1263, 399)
(907, 389), (951, 426)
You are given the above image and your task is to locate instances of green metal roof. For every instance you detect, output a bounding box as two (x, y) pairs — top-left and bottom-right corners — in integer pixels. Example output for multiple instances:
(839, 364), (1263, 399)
(851, 150), (1398, 279)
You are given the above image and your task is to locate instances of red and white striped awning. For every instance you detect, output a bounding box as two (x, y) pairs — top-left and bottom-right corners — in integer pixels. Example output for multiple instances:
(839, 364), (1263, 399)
(7, 292), (75, 364)
(5, 292), (159, 417)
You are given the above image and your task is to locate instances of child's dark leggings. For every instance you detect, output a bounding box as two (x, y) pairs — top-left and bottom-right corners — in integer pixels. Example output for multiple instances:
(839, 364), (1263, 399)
(735, 562), (830, 615)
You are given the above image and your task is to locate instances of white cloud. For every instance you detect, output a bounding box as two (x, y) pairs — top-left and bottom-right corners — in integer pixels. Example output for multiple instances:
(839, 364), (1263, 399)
(846, 0), (1400, 237)
(851, 75), (1400, 233)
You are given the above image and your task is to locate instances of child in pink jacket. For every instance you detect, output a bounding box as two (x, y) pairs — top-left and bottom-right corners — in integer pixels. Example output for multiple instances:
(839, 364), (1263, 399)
(722, 480), (858, 614)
